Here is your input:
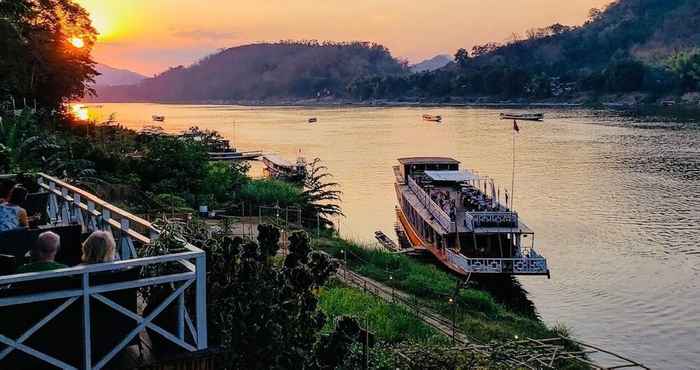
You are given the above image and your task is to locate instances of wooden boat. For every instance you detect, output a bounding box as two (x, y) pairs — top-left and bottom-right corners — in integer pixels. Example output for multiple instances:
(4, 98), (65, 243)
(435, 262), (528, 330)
(374, 230), (400, 252)
(422, 114), (442, 122)
(152, 115), (165, 122)
(393, 157), (549, 276)
(261, 154), (307, 182)
(500, 112), (544, 121)
(308, 117), (318, 123)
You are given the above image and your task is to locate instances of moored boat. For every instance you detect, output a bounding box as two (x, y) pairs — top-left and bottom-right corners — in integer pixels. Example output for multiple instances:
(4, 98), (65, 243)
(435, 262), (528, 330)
(308, 117), (318, 123)
(500, 112), (544, 121)
(152, 115), (165, 122)
(422, 114), (442, 122)
(393, 157), (549, 276)
(261, 154), (307, 182)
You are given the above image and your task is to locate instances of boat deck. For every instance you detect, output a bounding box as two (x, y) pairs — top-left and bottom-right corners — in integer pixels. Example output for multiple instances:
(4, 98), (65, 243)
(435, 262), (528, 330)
(407, 177), (532, 234)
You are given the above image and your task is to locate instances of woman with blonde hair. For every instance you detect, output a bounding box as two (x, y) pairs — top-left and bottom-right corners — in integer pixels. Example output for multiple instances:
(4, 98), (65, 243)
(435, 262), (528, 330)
(81, 231), (117, 264)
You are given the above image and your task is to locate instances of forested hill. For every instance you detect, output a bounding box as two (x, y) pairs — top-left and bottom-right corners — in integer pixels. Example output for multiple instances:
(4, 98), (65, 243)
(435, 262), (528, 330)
(93, 41), (406, 102)
(351, 0), (700, 101)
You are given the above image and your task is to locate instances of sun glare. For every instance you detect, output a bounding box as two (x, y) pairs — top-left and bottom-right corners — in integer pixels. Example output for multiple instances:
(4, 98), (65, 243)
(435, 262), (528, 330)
(71, 104), (89, 121)
(70, 37), (85, 48)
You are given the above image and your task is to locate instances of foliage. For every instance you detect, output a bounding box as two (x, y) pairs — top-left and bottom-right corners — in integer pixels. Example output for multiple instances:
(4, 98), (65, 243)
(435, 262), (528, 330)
(666, 49), (700, 91)
(301, 158), (343, 227)
(318, 283), (441, 344)
(143, 220), (358, 368)
(0, 0), (98, 107)
(348, 0), (700, 101)
(93, 41), (407, 102)
(238, 178), (303, 208)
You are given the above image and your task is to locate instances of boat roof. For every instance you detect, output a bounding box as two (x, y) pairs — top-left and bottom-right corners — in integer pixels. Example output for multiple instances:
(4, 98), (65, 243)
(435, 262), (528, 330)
(263, 154), (294, 167)
(424, 170), (479, 182)
(398, 157), (460, 165)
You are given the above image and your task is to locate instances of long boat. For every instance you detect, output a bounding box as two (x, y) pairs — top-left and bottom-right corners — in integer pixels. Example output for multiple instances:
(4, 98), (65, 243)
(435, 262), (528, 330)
(393, 157), (549, 276)
(422, 114), (442, 122)
(500, 112), (544, 121)
(261, 154), (307, 182)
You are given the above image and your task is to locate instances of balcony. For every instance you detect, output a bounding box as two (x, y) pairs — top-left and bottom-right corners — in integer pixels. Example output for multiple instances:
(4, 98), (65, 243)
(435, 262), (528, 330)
(445, 248), (548, 275)
(463, 211), (519, 231)
(0, 173), (207, 370)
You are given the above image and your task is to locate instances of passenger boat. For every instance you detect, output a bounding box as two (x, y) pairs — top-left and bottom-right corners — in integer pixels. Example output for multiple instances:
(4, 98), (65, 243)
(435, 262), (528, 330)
(308, 117), (318, 123)
(152, 115), (165, 122)
(422, 114), (442, 122)
(393, 157), (549, 276)
(500, 112), (544, 121)
(261, 154), (307, 182)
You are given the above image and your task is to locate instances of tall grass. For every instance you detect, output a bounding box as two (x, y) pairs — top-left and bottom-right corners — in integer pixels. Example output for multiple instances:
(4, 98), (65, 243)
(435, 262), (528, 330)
(314, 236), (567, 343)
(238, 179), (302, 207)
(318, 282), (445, 344)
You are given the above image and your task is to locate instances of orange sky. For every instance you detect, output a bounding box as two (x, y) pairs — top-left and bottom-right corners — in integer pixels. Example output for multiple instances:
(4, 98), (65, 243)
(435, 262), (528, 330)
(77, 0), (613, 76)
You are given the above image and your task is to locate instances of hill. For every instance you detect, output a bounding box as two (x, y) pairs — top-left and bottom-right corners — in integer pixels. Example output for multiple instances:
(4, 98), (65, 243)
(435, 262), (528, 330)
(93, 41), (406, 102)
(410, 55), (452, 73)
(94, 63), (147, 86)
(350, 0), (700, 102)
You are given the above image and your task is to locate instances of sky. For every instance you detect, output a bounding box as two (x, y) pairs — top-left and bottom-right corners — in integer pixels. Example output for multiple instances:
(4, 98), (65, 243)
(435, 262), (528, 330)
(76, 0), (613, 76)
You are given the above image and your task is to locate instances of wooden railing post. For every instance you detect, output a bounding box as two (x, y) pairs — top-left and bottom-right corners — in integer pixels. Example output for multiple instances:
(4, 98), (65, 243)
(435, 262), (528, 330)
(72, 193), (85, 230)
(60, 187), (71, 225)
(47, 181), (59, 223)
(87, 201), (97, 232)
(119, 218), (137, 259)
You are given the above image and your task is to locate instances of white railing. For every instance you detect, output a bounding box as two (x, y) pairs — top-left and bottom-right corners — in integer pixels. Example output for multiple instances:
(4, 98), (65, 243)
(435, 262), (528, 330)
(0, 173), (207, 370)
(468, 211), (518, 229)
(406, 176), (456, 232)
(445, 249), (548, 275)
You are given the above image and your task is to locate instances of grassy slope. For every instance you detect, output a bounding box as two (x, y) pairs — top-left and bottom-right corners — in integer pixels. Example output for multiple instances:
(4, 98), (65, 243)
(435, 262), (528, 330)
(313, 236), (569, 344)
(318, 281), (446, 344)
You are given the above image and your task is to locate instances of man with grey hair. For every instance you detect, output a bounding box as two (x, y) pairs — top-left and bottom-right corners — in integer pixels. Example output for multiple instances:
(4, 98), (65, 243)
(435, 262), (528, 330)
(16, 231), (67, 273)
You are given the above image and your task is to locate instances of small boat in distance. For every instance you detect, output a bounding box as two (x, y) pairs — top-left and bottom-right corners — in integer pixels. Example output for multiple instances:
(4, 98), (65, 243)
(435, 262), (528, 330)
(422, 114), (442, 122)
(500, 112), (544, 121)
(308, 117), (318, 123)
(152, 115), (165, 122)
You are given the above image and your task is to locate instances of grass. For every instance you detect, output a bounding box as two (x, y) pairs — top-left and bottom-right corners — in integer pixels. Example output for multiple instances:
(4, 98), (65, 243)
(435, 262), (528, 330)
(313, 235), (571, 344)
(318, 281), (446, 344)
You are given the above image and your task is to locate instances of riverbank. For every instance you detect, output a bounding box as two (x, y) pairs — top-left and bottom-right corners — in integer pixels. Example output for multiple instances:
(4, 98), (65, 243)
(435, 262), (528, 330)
(85, 91), (700, 110)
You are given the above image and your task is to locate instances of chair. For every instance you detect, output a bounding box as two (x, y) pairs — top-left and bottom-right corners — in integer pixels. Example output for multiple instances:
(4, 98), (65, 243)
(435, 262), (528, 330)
(0, 254), (16, 276)
(21, 192), (49, 226)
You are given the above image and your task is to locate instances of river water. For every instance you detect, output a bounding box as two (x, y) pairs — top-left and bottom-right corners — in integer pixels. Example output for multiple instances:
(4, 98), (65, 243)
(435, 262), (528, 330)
(84, 103), (699, 369)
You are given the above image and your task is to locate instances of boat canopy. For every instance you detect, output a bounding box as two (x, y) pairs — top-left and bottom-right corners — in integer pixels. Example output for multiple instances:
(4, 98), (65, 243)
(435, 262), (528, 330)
(424, 170), (479, 183)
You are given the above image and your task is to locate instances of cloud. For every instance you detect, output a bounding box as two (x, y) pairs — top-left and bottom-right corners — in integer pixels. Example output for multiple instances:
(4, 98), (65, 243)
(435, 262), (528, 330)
(172, 29), (238, 41)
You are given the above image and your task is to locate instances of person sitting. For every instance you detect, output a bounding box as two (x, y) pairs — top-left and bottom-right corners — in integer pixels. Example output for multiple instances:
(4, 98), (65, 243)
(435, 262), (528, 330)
(81, 231), (117, 264)
(0, 186), (29, 232)
(16, 231), (67, 273)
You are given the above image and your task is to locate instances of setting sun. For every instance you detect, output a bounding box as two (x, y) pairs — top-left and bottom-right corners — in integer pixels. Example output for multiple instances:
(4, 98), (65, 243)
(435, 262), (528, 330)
(69, 37), (85, 48)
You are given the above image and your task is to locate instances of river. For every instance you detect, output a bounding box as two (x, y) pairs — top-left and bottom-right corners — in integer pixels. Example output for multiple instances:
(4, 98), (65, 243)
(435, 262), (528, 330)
(82, 103), (699, 369)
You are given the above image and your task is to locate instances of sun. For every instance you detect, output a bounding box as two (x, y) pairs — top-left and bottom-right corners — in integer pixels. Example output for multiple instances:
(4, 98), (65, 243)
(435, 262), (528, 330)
(70, 37), (85, 48)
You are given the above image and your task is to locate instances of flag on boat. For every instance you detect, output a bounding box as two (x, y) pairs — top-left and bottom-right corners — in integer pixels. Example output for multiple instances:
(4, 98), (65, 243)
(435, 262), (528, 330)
(513, 120), (520, 133)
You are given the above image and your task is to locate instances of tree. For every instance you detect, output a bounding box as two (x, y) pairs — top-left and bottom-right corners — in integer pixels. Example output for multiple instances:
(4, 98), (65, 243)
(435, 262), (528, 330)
(302, 158), (343, 228)
(604, 60), (646, 92)
(454, 48), (470, 68)
(667, 50), (700, 91)
(0, 0), (98, 108)
(148, 221), (347, 369)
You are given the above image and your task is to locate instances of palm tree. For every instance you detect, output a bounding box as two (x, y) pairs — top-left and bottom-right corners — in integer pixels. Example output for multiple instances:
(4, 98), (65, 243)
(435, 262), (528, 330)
(301, 158), (343, 228)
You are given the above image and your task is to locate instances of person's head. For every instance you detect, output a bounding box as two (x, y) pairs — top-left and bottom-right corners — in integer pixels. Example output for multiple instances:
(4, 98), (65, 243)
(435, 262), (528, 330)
(0, 179), (14, 202)
(8, 185), (28, 205)
(34, 231), (61, 262)
(82, 231), (116, 264)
